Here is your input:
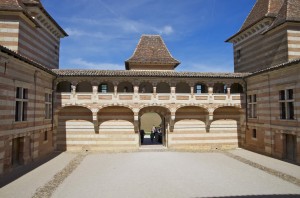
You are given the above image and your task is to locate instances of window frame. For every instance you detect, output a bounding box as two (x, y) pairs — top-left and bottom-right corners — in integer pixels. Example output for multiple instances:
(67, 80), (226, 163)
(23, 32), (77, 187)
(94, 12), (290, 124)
(252, 129), (257, 139)
(45, 92), (52, 120)
(248, 94), (257, 119)
(100, 84), (108, 93)
(15, 87), (28, 122)
(279, 89), (295, 120)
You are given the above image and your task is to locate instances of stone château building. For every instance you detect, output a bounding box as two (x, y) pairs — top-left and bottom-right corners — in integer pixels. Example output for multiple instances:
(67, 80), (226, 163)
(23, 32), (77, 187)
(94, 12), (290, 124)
(0, 0), (299, 175)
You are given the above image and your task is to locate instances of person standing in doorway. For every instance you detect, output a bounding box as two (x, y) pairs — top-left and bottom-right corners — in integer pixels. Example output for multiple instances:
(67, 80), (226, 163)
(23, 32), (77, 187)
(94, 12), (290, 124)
(140, 129), (145, 144)
(150, 125), (155, 143)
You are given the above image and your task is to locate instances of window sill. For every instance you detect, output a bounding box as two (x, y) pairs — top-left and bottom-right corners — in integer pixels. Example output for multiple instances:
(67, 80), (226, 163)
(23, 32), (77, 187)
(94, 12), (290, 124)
(278, 119), (297, 122)
(13, 120), (28, 124)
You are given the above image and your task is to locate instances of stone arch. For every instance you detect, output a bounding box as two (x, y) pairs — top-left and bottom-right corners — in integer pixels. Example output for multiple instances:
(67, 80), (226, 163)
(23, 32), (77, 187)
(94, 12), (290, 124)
(231, 83), (244, 93)
(139, 82), (153, 93)
(175, 104), (209, 112)
(98, 81), (114, 93)
(56, 81), (72, 92)
(213, 82), (227, 94)
(139, 106), (171, 118)
(76, 81), (92, 92)
(98, 106), (135, 133)
(138, 106), (171, 144)
(157, 82), (170, 93)
(55, 104), (93, 115)
(176, 82), (190, 93)
(118, 81), (133, 93)
(210, 106), (243, 134)
(194, 82), (208, 94)
(56, 106), (94, 151)
(174, 106), (208, 133)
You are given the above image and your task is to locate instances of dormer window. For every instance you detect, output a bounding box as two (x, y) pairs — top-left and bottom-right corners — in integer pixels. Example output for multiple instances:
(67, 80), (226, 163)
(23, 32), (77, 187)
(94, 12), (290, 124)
(237, 49), (241, 60)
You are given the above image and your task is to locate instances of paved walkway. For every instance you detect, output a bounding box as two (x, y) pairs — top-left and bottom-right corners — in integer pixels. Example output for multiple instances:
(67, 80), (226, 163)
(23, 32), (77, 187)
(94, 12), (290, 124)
(0, 149), (299, 198)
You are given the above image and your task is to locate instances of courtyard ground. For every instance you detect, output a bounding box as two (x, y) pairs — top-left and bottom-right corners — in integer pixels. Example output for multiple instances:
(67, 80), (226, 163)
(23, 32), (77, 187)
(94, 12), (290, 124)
(0, 149), (299, 198)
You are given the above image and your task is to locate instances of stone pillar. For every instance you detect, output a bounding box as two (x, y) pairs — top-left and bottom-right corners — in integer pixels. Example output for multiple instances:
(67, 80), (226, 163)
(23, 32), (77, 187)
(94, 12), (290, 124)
(190, 86), (194, 97)
(171, 86), (176, 94)
(226, 83), (231, 95)
(134, 114), (139, 133)
(92, 109), (99, 134)
(227, 87), (231, 95)
(153, 86), (157, 98)
(205, 113), (213, 133)
(208, 84), (213, 94)
(71, 84), (76, 94)
(92, 85), (98, 103)
(114, 85), (118, 97)
(169, 113), (175, 133)
(134, 85), (139, 95)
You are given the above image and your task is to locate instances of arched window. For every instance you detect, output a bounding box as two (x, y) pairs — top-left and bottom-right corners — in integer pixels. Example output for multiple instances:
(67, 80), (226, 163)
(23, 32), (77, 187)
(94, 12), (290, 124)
(195, 84), (208, 94)
(56, 81), (72, 92)
(99, 84), (108, 93)
(231, 83), (244, 93)
(214, 83), (227, 94)
(157, 82), (170, 93)
(117, 82), (133, 93)
(76, 81), (92, 92)
(176, 82), (190, 94)
(139, 82), (153, 93)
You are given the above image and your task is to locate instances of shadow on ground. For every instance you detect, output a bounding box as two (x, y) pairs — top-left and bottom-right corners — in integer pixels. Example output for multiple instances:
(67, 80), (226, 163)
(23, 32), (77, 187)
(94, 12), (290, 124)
(141, 136), (163, 146)
(202, 195), (300, 198)
(0, 151), (62, 188)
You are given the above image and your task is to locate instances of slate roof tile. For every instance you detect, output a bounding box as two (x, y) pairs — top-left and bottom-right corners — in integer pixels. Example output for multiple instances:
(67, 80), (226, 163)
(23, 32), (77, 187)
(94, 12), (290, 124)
(125, 35), (180, 70)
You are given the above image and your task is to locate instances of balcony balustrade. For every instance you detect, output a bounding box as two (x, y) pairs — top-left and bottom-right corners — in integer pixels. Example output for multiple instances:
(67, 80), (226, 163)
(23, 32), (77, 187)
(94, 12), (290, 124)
(55, 92), (244, 106)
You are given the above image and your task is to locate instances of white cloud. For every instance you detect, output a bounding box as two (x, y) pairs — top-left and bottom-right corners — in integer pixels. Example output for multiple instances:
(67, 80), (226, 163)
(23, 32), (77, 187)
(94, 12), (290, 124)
(177, 63), (233, 73)
(158, 25), (174, 35)
(65, 28), (110, 40)
(70, 58), (124, 70)
(63, 17), (174, 37)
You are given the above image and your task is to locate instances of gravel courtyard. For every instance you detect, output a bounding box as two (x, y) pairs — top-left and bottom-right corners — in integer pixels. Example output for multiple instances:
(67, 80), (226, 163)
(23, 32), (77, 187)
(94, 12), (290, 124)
(1, 149), (300, 198)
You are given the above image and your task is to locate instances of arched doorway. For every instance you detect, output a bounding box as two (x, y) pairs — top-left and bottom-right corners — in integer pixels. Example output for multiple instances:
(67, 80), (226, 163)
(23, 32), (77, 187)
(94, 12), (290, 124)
(138, 106), (171, 147)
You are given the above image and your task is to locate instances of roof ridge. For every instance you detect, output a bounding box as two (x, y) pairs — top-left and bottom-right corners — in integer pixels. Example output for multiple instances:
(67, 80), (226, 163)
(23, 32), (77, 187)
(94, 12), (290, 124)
(0, 44), (55, 75)
(125, 35), (180, 70)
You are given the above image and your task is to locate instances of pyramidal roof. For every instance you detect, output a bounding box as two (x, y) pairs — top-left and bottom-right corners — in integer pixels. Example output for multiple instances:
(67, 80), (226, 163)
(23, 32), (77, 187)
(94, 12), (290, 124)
(227, 0), (300, 41)
(266, 0), (300, 31)
(240, 0), (285, 31)
(125, 35), (180, 70)
(0, 0), (40, 11)
(0, 0), (67, 36)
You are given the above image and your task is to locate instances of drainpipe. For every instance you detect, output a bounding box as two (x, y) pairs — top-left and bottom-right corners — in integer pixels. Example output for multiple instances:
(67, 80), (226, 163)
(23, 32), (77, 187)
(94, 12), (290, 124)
(52, 75), (57, 149)
(266, 74), (273, 156)
(242, 77), (248, 146)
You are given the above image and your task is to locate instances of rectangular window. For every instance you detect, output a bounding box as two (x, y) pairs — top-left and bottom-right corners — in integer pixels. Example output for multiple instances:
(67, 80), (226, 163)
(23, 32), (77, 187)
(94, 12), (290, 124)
(196, 84), (202, 94)
(252, 129), (257, 139)
(45, 93), (52, 119)
(15, 87), (28, 122)
(237, 49), (241, 60)
(44, 131), (48, 141)
(279, 89), (294, 120)
(101, 84), (108, 93)
(248, 94), (257, 118)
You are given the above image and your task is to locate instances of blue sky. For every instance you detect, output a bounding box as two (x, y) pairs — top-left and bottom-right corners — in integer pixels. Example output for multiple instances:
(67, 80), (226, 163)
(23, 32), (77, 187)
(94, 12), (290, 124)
(42, 0), (256, 72)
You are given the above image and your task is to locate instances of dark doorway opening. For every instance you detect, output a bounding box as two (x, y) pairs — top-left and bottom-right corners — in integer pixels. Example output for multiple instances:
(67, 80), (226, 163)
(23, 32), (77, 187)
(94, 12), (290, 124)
(12, 137), (21, 166)
(139, 112), (166, 146)
(285, 134), (296, 162)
